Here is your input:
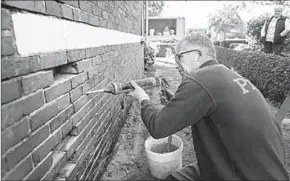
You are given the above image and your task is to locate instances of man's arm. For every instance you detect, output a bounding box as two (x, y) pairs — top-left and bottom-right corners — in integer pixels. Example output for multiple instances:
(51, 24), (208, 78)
(141, 78), (216, 139)
(280, 18), (290, 37)
(261, 21), (267, 37)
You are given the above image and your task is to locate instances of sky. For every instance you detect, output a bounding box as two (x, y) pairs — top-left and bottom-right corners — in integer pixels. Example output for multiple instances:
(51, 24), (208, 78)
(160, 1), (276, 30)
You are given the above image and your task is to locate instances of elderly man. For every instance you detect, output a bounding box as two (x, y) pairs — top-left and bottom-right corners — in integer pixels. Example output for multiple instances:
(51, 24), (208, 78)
(129, 33), (289, 180)
(261, 6), (290, 54)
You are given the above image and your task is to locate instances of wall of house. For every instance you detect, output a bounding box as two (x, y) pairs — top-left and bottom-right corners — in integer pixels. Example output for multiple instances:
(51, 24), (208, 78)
(1, 1), (144, 180)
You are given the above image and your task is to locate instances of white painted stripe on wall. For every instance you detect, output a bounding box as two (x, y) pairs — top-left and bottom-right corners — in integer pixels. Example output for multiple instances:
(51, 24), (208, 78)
(12, 12), (142, 57)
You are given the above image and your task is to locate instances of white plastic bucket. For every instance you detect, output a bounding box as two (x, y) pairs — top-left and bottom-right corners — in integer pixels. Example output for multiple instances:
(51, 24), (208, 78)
(144, 134), (183, 179)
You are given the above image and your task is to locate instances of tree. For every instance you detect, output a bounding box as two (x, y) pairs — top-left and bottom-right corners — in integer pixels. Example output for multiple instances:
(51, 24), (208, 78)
(245, 13), (272, 51)
(148, 1), (164, 17)
(207, 4), (243, 34)
(251, 0), (290, 6)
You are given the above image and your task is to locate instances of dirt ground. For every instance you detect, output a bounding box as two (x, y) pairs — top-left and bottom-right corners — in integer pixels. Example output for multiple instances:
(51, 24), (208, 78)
(101, 57), (290, 180)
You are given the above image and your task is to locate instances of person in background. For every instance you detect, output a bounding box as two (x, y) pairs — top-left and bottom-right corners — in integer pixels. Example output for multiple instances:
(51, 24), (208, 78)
(129, 33), (289, 180)
(260, 6), (290, 54)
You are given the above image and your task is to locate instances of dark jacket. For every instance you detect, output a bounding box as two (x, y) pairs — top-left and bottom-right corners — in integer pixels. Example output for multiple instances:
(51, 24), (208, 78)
(140, 60), (289, 180)
(264, 16), (287, 44)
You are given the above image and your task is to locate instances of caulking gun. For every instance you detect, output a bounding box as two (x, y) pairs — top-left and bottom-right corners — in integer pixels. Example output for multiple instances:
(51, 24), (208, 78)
(86, 76), (170, 95)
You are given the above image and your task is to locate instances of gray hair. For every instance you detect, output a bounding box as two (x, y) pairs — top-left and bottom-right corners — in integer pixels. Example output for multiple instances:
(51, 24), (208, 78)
(177, 33), (216, 59)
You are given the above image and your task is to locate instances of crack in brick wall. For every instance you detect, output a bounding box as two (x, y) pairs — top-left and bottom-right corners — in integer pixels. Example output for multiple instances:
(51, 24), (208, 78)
(1, 1), (144, 180)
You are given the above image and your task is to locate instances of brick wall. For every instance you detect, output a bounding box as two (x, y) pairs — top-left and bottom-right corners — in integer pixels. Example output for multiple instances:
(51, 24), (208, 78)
(1, 1), (144, 180)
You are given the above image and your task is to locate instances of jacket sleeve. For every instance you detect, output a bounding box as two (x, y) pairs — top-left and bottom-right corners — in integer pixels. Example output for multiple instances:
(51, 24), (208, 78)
(140, 78), (215, 139)
(261, 21), (267, 37)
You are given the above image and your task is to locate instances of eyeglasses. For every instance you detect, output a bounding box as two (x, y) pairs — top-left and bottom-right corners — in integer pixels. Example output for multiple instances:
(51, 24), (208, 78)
(175, 49), (202, 63)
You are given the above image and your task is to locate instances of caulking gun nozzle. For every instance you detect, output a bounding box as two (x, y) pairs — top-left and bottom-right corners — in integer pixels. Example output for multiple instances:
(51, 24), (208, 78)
(86, 89), (106, 94)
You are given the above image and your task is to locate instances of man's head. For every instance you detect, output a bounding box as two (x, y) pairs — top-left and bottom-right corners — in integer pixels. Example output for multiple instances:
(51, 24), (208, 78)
(274, 6), (283, 18)
(175, 33), (217, 79)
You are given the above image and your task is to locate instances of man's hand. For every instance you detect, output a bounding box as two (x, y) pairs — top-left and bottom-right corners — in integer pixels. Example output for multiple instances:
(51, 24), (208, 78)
(129, 80), (150, 104)
(159, 88), (174, 105)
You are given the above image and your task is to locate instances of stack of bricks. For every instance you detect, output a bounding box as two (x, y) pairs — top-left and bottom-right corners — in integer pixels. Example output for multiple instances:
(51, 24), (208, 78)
(1, 1), (144, 180)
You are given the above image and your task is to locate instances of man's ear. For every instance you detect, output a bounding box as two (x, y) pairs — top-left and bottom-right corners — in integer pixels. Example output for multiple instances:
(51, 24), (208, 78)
(197, 53), (203, 64)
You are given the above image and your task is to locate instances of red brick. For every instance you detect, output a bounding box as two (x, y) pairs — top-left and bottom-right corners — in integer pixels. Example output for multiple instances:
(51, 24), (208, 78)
(91, 156), (108, 180)
(89, 14), (100, 26)
(92, 55), (102, 66)
(58, 162), (77, 180)
(84, 140), (105, 180)
(54, 178), (66, 181)
(87, 66), (99, 79)
(93, 6), (102, 17)
(72, 8), (81, 21)
(102, 10), (108, 20)
(30, 93), (70, 131)
(97, 1), (106, 10)
(1, 117), (30, 155)
(45, 0), (62, 17)
(40, 52), (67, 69)
(71, 100), (93, 126)
(67, 49), (86, 63)
(109, 1), (115, 8)
(85, 48), (98, 58)
(61, 4), (73, 19)
(61, 0), (79, 8)
(71, 131), (91, 161)
(21, 71), (53, 95)
(91, 95), (103, 113)
(80, 132), (103, 165)
(42, 151), (67, 180)
(71, 72), (88, 88)
(1, 78), (21, 104)
(61, 119), (73, 138)
(1, 90), (45, 129)
(30, 104), (56, 131)
(49, 104), (74, 133)
(3, 0), (46, 14)
(71, 106), (95, 136)
(80, 11), (90, 23)
(1, 9), (13, 30)
(98, 61), (107, 72)
(1, 158), (8, 176)
(108, 14), (114, 22)
(98, 46), (105, 54)
(6, 125), (49, 169)
(44, 79), (72, 102)
(75, 161), (87, 180)
(83, 79), (95, 93)
(1, 33), (15, 56)
(58, 110), (96, 158)
(57, 93), (71, 110)
(79, 1), (94, 14)
(32, 131), (61, 164)
(91, 110), (108, 138)
(25, 152), (53, 180)
(70, 85), (83, 103)
(3, 156), (33, 180)
(94, 73), (105, 86)
(1, 56), (41, 79)
(74, 95), (89, 112)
